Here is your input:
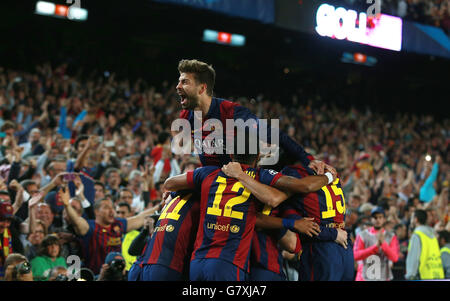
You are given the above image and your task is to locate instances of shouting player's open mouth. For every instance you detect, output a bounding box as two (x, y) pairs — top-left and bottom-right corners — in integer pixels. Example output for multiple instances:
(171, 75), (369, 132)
(178, 91), (188, 106)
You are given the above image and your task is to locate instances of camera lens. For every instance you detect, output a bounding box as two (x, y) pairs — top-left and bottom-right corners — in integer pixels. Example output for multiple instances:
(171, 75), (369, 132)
(16, 262), (31, 275)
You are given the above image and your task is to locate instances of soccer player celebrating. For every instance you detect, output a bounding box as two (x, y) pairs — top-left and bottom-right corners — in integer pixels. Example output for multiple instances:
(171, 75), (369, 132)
(175, 59), (335, 175)
(129, 191), (200, 281)
(221, 159), (352, 281)
(164, 133), (332, 281)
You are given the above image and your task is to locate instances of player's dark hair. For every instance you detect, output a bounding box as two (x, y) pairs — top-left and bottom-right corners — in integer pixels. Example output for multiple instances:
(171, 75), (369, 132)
(232, 128), (259, 166)
(414, 209), (427, 225)
(178, 59), (215, 96)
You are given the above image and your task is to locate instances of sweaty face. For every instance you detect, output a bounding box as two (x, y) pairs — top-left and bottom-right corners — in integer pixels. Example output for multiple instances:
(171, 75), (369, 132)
(176, 72), (202, 110)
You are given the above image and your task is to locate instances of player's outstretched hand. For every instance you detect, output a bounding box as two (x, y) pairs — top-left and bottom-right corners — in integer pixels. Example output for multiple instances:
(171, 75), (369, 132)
(335, 228), (348, 249)
(294, 217), (321, 237)
(222, 162), (244, 179)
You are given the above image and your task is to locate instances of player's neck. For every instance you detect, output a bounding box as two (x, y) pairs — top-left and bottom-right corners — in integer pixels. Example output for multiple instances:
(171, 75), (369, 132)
(196, 96), (212, 117)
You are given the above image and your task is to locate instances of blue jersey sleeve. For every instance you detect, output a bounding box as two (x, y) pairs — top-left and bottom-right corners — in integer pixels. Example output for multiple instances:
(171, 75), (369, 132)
(316, 227), (338, 241)
(116, 217), (128, 234)
(81, 220), (96, 239)
(258, 168), (283, 186)
(187, 166), (218, 189)
(234, 105), (313, 168)
(280, 166), (301, 178)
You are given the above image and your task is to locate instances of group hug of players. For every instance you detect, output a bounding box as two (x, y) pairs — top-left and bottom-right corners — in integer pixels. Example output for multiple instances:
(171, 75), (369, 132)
(127, 60), (354, 281)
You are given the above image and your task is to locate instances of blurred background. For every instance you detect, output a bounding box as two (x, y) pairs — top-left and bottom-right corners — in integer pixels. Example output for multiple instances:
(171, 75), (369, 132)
(1, 0), (449, 117)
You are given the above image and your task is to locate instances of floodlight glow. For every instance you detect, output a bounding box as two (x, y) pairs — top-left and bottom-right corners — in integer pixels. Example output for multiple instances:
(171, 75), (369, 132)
(68, 7), (88, 21)
(202, 29), (246, 47)
(35, 1), (55, 15)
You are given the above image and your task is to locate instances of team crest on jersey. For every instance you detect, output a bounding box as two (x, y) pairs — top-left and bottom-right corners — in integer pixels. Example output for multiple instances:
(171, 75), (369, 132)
(230, 225), (240, 234)
(166, 225), (175, 232)
(113, 225), (121, 234)
(268, 169), (278, 176)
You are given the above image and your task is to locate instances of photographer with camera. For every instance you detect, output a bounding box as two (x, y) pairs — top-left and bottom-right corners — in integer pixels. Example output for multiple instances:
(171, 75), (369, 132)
(97, 252), (127, 281)
(3, 253), (33, 281)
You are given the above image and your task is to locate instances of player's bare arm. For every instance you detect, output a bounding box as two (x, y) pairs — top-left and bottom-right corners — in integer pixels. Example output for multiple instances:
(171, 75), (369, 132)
(278, 230), (299, 254)
(221, 163), (289, 208)
(255, 213), (320, 238)
(163, 173), (191, 191)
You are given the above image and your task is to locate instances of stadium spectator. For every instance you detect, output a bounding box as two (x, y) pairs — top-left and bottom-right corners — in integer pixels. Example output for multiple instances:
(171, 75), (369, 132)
(353, 207), (399, 281)
(2, 253), (33, 281)
(0, 60), (447, 282)
(405, 209), (445, 279)
(115, 202), (140, 271)
(437, 230), (450, 278)
(0, 199), (24, 278)
(30, 234), (67, 281)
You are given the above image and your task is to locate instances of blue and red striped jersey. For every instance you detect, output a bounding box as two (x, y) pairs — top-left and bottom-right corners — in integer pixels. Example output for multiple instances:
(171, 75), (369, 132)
(179, 97), (314, 167)
(80, 218), (127, 275)
(137, 191), (200, 274)
(251, 204), (286, 275)
(186, 164), (282, 272)
(281, 165), (345, 241)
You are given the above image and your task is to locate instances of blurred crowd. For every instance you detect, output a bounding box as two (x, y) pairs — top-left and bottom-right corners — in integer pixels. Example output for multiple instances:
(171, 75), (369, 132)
(0, 62), (448, 281)
(342, 0), (450, 33)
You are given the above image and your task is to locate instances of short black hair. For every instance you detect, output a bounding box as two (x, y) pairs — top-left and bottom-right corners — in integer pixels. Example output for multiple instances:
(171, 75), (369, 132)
(394, 223), (406, 232)
(74, 134), (89, 151)
(0, 190), (10, 197)
(438, 230), (450, 244)
(231, 127), (260, 165)
(20, 180), (36, 190)
(116, 202), (131, 212)
(414, 209), (427, 225)
(158, 132), (171, 144)
(94, 181), (105, 189)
